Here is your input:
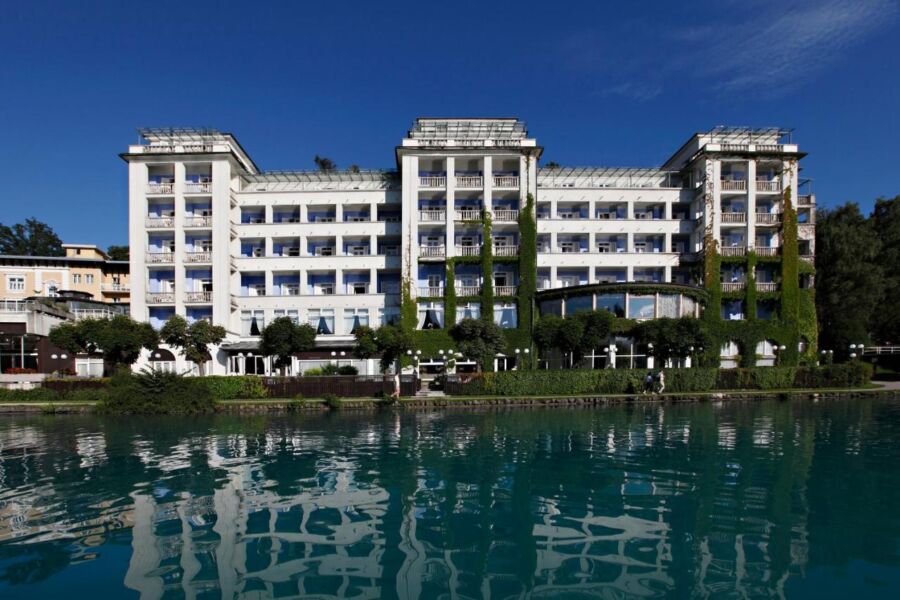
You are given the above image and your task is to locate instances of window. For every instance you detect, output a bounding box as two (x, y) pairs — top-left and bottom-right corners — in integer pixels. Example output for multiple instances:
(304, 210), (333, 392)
(417, 302), (444, 329)
(456, 302), (481, 323)
(85, 274), (94, 284)
(309, 309), (335, 335)
(344, 308), (369, 334)
(493, 303), (517, 328)
(628, 295), (656, 320)
(273, 309), (299, 324)
(566, 295), (592, 315)
(7, 276), (25, 291)
(73, 274), (82, 284)
(379, 307), (401, 326)
(597, 294), (625, 317)
(241, 310), (265, 336)
(427, 274), (442, 289)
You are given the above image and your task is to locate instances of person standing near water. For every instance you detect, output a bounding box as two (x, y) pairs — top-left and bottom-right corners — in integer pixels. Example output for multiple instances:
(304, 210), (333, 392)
(656, 370), (666, 394)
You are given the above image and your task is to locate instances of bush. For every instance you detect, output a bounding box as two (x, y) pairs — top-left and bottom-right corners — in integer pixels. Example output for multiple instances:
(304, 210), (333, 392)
(303, 367), (324, 376)
(196, 376), (267, 400)
(337, 365), (358, 375)
(321, 363), (341, 376)
(0, 387), (60, 402)
(322, 393), (341, 410)
(96, 369), (216, 415)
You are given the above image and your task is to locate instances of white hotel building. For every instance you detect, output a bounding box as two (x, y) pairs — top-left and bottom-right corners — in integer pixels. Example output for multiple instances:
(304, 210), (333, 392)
(123, 119), (815, 374)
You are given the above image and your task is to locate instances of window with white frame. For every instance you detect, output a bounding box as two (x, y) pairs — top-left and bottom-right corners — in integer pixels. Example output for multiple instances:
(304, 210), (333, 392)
(85, 274), (94, 284)
(7, 276), (25, 291)
(493, 303), (517, 328)
(273, 309), (299, 324)
(456, 302), (480, 323)
(241, 310), (265, 336)
(73, 274), (82, 284)
(418, 302), (444, 329)
(344, 308), (369, 334)
(309, 308), (335, 335)
(379, 307), (401, 326)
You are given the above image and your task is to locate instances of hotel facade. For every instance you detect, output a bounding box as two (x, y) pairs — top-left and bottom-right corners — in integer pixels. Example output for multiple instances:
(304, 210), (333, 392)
(123, 119), (816, 375)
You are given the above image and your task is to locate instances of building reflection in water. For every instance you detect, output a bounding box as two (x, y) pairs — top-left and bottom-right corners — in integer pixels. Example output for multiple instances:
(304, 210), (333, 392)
(0, 399), (895, 599)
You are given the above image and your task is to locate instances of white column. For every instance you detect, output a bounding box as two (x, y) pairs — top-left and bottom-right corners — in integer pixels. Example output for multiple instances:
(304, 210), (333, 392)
(446, 157), (456, 258)
(747, 160), (757, 249)
(174, 162), (186, 316)
(482, 155), (493, 214)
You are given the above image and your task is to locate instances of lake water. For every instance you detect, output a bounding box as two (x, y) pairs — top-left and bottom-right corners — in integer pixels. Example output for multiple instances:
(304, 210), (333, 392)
(1, 399), (900, 599)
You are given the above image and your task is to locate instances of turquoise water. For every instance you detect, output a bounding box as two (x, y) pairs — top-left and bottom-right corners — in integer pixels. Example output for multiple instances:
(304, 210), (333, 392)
(1, 399), (900, 599)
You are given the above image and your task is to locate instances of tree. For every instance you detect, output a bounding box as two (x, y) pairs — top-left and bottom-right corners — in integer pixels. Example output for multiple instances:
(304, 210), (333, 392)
(348, 164), (361, 173)
(815, 203), (884, 356)
(372, 324), (414, 373)
(106, 245), (130, 261)
(544, 161), (561, 169)
(353, 325), (378, 360)
(159, 315), (226, 375)
(0, 218), (64, 256)
(871, 196), (900, 344)
(576, 310), (613, 358)
(259, 317), (316, 375)
(49, 315), (158, 375)
(555, 316), (585, 368)
(314, 155), (337, 172)
(533, 314), (563, 354)
(450, 318), (506, 371)
(634, 317), (707, 364)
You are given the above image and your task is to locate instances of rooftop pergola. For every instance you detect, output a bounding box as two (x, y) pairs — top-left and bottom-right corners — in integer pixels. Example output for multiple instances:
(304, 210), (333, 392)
(244, 169), (398, 184)
(703, 126), (793, 145)
(408, 118), (528, 140)
(538, 166), (681, 188)
(138, 127), (229, 145)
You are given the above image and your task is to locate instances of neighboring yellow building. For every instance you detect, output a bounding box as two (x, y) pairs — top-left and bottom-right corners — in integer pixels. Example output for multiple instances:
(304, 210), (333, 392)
(0, 244), (130, 304)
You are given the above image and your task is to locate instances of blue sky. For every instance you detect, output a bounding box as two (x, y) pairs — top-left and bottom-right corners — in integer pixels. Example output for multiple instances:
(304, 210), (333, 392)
(1, 0), (898, 248)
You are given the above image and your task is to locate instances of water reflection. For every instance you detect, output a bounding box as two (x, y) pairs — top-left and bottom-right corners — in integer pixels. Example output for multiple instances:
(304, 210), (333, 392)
(1, 399), (900, 598)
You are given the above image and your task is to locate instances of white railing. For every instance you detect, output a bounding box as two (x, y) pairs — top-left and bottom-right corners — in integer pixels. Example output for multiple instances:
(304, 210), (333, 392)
(147, 292), (175, 304)
(493, 175), (519, 188)
(147, 182), (174, 194)
(455, 285), (481, 296)
(721, 212), (746, 223)
(101, 283), (130, 293)
(455, 245), (481, 257)
(755, 144), (782, 153)
(755, 180), (781, 192)
(184, 216), (212, 227)
(419, 176), (446, 187)
(493, 245), (519, 256)
(756, 282), (778, 292)
(184, 182), (212, 194)
(146, 252), (174, 264)
(419, 286), (443, 297)
(280, 285), (300, 296)
(721, 246), (746, 257)
(721, 282), (746, 292)
(492, 209), (519, 221)
(720, 180), (747, 192)
(455, 209), (482, 221)
(721, 143), (749, 152)
(456, 176), (483, 188)
(145, 217), (174, 228)
(73, 308), (120, 320)
(419, 245), (445, 258)
(755, 247), (778, 257)
(0, 300), (28, 312)
(419, 210), (445, 222)
(495, 285), (517, 296)
(185, 251), (212, 263)
(755, 213), (780, 224)
(185, 291), (212, 303)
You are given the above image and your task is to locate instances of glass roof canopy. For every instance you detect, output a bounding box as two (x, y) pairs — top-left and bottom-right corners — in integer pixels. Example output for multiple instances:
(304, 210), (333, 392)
(408, 118), (528, 140)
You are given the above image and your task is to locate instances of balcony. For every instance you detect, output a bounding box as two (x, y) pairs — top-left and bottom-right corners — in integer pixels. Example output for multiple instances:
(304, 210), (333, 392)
(184, 182), (212, 194)
(145, 217), (174, 229)
(495, 285), (517, 296)
(185, 291), (212, 303)
(418, 286), (444, 297)
(456, 175), (483, 188)
(72, 308), (120, 320)
(721, 282), (746, 292)
(720, 180), (746, 192)
(755, 247), (779, 257)
(185, 251), (212, 263)
(755, 213), (780, 225)
(419, 245), (445, 258)
(146, 252), (174, 264)
(147, 182), (174, 195)
(493, 245), (519, 257)
(493, 175), (519, 188)
(721, 246), (746, 257)
(147, 292), (175, 304)
(455, 285), (481, 296)
(419, 176), (446, 188)
(102, 283), (130, 293)
(279, 285), (300, 296)
(347, 284), (371, 295)
(419, 210), (445, 222)
(455, 209), (481, 221)
(756, 282), (778, 292)
(455, 245), (481, 257)
(493, 209), (519, 221)
(756, 180), (781, 193)
(185, 216), (212, 227)
(721, 212), (747, 224)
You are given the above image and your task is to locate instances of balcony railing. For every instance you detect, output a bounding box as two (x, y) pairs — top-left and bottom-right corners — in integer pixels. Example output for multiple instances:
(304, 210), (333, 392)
(419, 245), (445, 258)
(185, 251), (212, 263)
(72, 308), (120, 320)
(495, 285), (517, 296)
(419, 210), (445, 222)
(184, 216), (212, 227)
(146, 252), (174, 264)
(418, 286), (444, 297)
(419, 176), (446, 188)
(279, 285), (300, 296)
(145, 217), (174, 228)
(455, 209), (482, 221)
(147, 182), (174, 195)
(492, 209), (519, 221)
(755, 213), (780, 224)
(720, 180), (747, 192)
(756, 282), (778, 292)
(493, 175), (519, 188)
(721, 212), (747, 223)
(185, 291), (212, 303)
(455, 245), (481, 257)
(147, 292), (175, 304)
(101, 283), (130, 293)
(755, 180), (781, 193)
(455, 285), (481, 296)
(184, 182), (212, 194)
(721, 282), (746, 292)
(755, 247), (779, 257)
(456, 175), (483, 188)
(721, 246), (747, 257)
(493, 244), (519, 256)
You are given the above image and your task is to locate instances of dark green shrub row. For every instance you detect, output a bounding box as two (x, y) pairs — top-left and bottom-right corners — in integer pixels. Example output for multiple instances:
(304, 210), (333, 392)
(0, 386), (108, 403)
(96, 370), (216, 415)
(193, 376), (268, 400)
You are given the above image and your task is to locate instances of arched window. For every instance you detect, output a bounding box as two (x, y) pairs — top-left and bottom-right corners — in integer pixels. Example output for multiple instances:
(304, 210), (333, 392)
(149, 348), (177, 373)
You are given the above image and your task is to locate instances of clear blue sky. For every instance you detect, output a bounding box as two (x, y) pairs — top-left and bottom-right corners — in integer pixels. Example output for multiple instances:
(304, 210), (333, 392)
(1, 0), (898, 248)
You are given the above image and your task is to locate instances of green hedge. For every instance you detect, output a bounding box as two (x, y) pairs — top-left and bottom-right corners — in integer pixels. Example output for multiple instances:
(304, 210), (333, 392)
(193, 376), (268, 400)
(453, 363), (872, 396)
(0, 386), (108, 403)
